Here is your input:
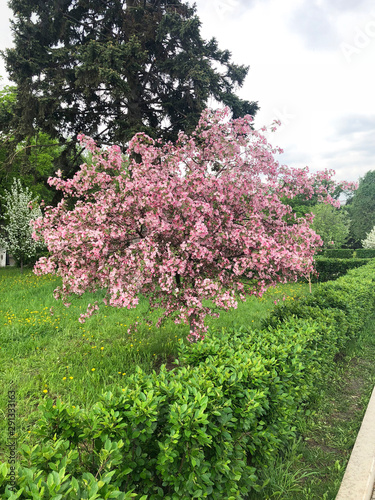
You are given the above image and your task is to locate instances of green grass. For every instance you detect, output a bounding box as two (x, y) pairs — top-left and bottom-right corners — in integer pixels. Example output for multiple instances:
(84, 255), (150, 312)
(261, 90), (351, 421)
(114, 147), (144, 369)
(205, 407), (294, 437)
(0, 267), (309, 463)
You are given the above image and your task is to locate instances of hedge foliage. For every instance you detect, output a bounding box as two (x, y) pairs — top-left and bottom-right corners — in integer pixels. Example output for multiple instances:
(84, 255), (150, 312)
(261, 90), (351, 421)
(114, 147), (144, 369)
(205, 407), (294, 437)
(319, 248), (355, 259)
(2, 261), (375, 499)
(318, 248), (375, 261)
(355, 248), (375, 259)
(266, 261), (375, 337)
(313, 257), (370, 282)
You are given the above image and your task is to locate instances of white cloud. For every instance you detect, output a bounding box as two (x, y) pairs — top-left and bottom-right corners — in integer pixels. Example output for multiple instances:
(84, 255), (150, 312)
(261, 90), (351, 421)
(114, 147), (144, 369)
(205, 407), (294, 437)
(195, 0), (375, 182)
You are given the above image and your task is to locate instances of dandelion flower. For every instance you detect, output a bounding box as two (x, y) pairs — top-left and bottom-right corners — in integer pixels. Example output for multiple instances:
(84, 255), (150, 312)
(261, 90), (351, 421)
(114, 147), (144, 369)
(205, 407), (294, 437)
(91, 368), (95, 371)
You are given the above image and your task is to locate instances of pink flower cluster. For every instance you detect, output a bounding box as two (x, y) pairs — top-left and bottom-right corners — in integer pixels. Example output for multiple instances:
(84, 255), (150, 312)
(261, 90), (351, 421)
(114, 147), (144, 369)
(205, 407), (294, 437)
(32, 107), (356, 340)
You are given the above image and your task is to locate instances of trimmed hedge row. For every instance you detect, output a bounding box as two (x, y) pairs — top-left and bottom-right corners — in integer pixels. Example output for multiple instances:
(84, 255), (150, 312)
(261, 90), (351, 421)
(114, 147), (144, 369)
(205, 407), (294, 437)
(355, 248), (375, 258)
(313, 257), (370, 282)
(266, 261), (375, 337)
(319, 248), (375, 259)
(319, 248), (355, 259)
(2, 261), (375, 499)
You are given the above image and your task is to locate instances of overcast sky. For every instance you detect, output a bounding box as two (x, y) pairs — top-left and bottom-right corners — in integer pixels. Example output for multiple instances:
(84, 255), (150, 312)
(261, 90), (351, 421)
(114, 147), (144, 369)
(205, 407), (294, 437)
(1, 0), (374, 183)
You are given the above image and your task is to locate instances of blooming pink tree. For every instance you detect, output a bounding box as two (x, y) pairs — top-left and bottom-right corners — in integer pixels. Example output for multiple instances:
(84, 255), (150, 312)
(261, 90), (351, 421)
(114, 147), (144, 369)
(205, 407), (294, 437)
(32, 108), (356, 340)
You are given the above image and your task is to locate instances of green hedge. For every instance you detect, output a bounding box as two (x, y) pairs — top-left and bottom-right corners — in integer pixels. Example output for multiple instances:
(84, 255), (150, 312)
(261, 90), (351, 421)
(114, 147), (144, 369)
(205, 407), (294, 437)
(0, 321), (347, 499)
(2, 261), (375, 499)
(355, 248), (375, 258)
(319, 249), (354, 259)
(266, 261), (375, 337)
(317, 249), (375, 259)
(313, 257), (370, 282)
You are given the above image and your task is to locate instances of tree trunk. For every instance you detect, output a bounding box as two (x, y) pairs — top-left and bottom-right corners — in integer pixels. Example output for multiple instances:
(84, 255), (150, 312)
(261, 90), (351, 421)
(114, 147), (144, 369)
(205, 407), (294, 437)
(189, 313), (198, 342)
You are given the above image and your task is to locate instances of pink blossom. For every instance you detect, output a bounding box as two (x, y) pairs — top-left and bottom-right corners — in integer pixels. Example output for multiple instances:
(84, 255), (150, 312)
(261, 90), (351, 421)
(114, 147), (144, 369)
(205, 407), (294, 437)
(32, 107), (357, 340)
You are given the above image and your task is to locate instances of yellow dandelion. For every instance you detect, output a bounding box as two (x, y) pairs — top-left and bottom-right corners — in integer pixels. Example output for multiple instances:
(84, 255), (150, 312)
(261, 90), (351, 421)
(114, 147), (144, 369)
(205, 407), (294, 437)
(43, 389), (48, 393)
(100, 347), (104, 350)
(69, 376), (73, 380)
(91, 368), (95, 371)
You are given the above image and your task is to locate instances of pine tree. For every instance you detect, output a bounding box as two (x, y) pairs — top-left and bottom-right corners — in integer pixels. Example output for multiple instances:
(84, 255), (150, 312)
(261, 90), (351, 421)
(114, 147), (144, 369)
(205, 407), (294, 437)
(3, 0), (258, 176)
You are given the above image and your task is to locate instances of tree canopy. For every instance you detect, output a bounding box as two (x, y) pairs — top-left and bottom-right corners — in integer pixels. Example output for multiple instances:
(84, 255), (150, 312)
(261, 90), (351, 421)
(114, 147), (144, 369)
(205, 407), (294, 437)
(3, 0), (259, 176)
(0, 79), (16, 139)
(33, 108), (352, 340)
(362, 224), (375, 249)
(310, 204), (350, 249)
(0, 82), (86, 207)
(346, 170), (375, 246)
(282, 172), (355, 222)
(0, 178), (44, 271)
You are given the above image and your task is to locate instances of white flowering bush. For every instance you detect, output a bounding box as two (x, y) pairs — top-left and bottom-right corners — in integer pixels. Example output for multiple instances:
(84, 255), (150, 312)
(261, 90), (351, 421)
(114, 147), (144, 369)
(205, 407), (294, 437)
(0, 179), (44, 271)
(362, 224), (375, 249)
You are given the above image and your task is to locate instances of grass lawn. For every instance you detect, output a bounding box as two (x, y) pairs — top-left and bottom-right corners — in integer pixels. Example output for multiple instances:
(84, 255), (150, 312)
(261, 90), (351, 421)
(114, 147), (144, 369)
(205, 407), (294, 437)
(1, 266), (374, 499)
(0, 268), (308, 459)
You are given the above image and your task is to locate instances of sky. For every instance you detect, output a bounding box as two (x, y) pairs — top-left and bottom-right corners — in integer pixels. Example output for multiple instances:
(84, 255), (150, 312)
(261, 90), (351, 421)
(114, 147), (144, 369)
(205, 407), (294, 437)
(0, 0), (374, 184)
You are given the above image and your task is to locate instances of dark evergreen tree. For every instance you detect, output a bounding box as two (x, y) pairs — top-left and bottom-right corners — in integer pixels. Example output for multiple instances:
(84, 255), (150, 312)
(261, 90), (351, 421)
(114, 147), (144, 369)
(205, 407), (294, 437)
(346, 170), (375, 246)
(2, 0), (258, 176)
